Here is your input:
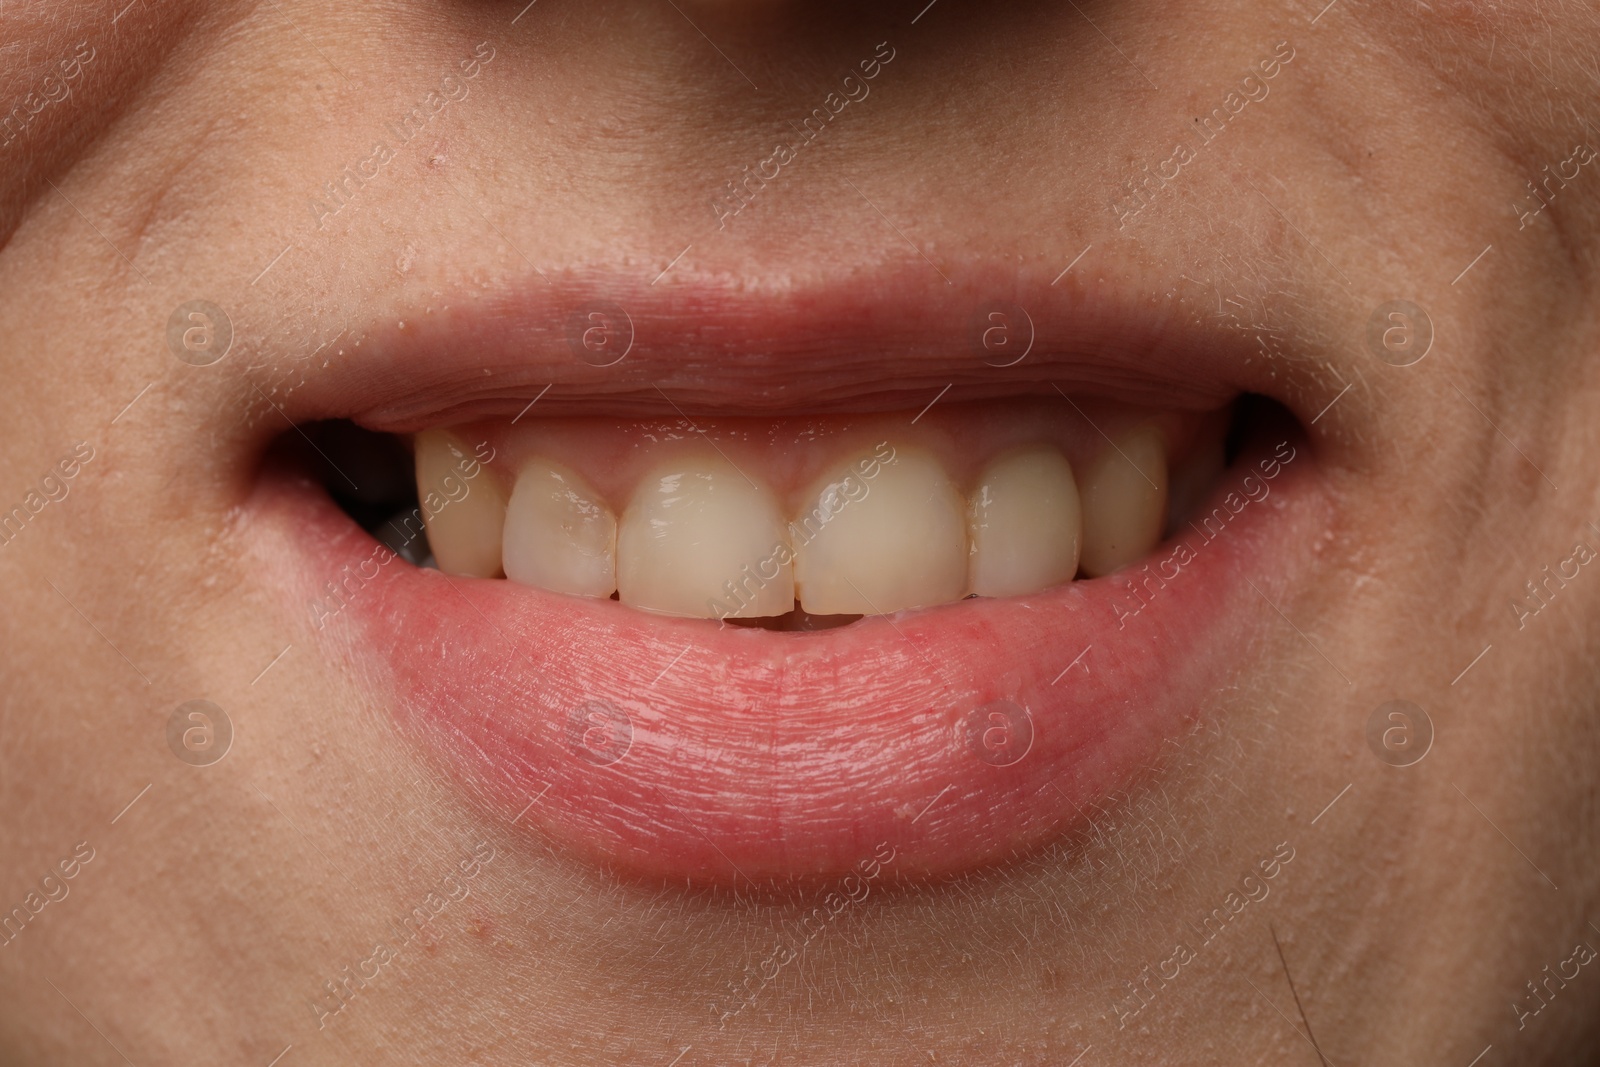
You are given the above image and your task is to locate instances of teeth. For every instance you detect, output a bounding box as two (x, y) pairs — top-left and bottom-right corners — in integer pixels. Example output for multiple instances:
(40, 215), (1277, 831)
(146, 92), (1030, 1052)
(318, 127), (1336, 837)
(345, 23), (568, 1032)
(616, 455), (794, 619)
(968, 446), (1082, 598)
(793, 445), (968, 615)
(502, 458), (617, 598)
(414, 430), (507, 578)
(1078, 426), (1168, 578)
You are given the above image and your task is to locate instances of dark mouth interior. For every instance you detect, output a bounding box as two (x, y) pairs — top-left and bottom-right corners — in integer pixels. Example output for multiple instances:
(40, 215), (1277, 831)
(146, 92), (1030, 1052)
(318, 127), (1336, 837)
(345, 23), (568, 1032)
(281, 395), (1294, 630)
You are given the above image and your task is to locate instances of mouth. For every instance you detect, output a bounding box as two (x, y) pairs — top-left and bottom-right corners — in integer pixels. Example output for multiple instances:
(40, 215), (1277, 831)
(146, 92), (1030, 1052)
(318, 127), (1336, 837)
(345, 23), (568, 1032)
(244, 266), (1334, 886)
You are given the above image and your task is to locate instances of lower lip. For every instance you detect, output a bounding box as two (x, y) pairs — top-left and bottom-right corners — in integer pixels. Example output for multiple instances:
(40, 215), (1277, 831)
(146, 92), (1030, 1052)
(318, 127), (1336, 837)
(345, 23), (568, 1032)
(253, 436), (1327, 885)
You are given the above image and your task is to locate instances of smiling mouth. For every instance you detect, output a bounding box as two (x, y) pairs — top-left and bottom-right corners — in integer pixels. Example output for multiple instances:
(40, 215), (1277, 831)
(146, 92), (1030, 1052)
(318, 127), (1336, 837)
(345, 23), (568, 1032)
(244, 269), (1332, 886)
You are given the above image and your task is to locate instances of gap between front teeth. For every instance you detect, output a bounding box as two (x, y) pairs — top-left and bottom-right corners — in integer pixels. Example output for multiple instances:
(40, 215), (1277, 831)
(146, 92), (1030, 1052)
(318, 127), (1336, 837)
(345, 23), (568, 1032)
(414, 428), (1172, 620)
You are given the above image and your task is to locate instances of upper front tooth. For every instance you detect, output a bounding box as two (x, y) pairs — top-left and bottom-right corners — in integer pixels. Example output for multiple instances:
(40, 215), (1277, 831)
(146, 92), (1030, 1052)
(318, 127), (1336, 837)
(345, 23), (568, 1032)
(414, 429), (507, 578)
(793, 444), (968, 615)
(1078, 425), (1168, 577)
(968, 446), (1082, 598)
(616, 454), (794, 619)
(502, 457), (617, 598)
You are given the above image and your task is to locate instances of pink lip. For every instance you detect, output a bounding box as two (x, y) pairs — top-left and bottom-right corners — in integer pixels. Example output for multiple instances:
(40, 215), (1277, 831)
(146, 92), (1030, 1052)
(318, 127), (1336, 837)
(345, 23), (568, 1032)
(247, 266), (1335, 885)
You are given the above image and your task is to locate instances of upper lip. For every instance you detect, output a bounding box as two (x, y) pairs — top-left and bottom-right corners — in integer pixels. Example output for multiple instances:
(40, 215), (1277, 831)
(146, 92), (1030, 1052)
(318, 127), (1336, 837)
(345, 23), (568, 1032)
(264, 259), (1327, 435)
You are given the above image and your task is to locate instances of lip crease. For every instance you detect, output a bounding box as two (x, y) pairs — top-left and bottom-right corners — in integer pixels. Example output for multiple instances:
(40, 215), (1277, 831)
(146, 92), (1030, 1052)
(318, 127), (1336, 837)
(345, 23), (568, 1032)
(246, 266), (1335, 886)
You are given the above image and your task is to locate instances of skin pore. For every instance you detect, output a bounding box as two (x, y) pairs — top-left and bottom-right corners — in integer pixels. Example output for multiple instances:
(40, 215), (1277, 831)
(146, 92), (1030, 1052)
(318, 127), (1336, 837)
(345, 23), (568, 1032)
(2, 0), (1599, 1064)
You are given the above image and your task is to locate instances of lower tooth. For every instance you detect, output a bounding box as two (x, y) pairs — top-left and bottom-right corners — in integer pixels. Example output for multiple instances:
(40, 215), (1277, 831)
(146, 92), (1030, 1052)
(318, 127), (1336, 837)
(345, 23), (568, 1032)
(616, 455), (794, 619)
(502, 458), (617, 598)
(793, 445), (968, 615)
(968, 446), (1082, 598)
(414, 429), (507, 579)
(1078, 426), (1168, 578)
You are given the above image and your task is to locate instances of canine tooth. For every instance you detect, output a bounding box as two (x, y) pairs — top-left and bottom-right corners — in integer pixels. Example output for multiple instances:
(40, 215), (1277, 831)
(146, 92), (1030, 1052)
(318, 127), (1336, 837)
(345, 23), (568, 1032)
(968, 446), (1082, 598)
(414, 429), (506, 578)
(502, 458), (616, 597)
(1078, 426), (1168, 577)
(616, 455), (793, 619)
(793, 444), (967, 615)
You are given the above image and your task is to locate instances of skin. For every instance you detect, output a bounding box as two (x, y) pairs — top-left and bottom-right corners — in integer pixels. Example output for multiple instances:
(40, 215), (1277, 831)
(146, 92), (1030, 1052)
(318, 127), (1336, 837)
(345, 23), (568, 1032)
(1, 0), (1598, 1063)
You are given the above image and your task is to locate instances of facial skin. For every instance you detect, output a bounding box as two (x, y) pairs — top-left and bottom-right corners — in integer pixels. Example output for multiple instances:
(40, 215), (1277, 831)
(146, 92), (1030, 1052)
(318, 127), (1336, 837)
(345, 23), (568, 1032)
(2, 0), (1599, 1064)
